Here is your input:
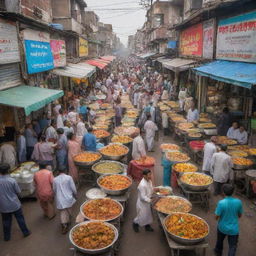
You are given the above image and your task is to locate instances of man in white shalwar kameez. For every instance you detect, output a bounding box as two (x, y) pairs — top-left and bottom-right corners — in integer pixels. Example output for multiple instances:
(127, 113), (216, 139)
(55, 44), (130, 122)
(132, 129), (146, 160)
(202, 136), (217, 175)
(187, 102), (199, 122)
(227, 122), (239, 139)
(0, 142), (17, 169)
(133, 169), (154, 232)
(144, 116), (158, 152)
(210, 144), (233, 196)
(234, 126), (248, 145)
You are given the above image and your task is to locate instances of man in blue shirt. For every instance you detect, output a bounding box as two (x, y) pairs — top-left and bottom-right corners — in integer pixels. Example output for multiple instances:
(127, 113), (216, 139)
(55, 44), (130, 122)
(79, 101), (87, 122)
(82, 127), (97, 152)
(0, 164), (30, 241)
(215, 184), (243, 256)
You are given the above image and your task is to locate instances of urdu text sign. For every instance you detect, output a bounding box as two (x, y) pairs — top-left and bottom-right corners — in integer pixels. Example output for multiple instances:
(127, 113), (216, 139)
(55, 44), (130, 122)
(79, 38), (88, 57)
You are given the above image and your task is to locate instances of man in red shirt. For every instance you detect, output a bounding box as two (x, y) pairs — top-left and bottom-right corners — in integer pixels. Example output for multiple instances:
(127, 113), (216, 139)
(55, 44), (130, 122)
(34, 162), (55, 219)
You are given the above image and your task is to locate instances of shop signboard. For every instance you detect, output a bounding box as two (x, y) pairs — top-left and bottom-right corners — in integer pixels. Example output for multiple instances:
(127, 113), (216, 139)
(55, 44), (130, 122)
(180, 23), (203, 57)
(216, 11), (256, 62)
(23, 29), (54, 74)
(79, 37), (88, 57)
(203, 19), (215, 59)
(50, 40), (66, 67)
(167, 41), (177, 49)
(0, 18), (20, 64)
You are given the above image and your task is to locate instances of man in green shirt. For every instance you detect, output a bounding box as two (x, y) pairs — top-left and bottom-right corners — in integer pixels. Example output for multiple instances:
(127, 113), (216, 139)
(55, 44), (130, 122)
(214, 184), (243, 256)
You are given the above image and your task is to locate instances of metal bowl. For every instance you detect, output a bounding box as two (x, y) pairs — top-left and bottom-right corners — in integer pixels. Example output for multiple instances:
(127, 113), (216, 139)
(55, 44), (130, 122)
(92, 160), (126, 176)
(97, 174), (132, 195)
(99, 144), (129, 161)
(69, 221), (118, 254)
(172, 163), (198, 175)
(180, 172), (213, 191)
(233, 163), (252, 170)
(80, 198), (124, 222)
(74, 151), (102, 167)
(163, 213), (209, 245)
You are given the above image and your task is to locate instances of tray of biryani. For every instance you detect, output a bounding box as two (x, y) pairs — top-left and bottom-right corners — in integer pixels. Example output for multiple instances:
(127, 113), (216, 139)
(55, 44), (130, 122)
(248, 148), (256, 156)
(92, 160), (125, 175)
(216, 136), (237, 145)
(177, 122), (194, 132)
(160, 105), (170, 111)
(74, 152), (102, 166)
(97, 174), (132, 195)
(155, 186), (173, 197)
(100, 103), (111, 109)
(165, 151), (190, 163)
(170, 115), (186, 123)
(122, 122), (135, 127)
(88, 103), (99, 110)
(93, 129), (110, 139)
(114, 126), (139, 137)
(125, 112), (138, 118)
(180, 172), (213, 191)
(154, 196), (192, 215)
(228, 150), (248, 158)
(69, 221), (118, 254)
(232, 157), (253, 169)
(163, 213), (209, 245)
(111, 135), (133, 145)
(99, 143), (129, 160)
(199, 113), (209, 118)
(160, 143), (180, 152)
(166, 101), (179, 109)
(198, 123), (216, 129)
(81, 198), (123, 222)
(135, 156), (155, 166)
(228, 145), (249, 152)
(173, 163), (198, 173)
(199, 117), (211, 123)
(187, 132), (202, 139)
(93, 124), (109, 130)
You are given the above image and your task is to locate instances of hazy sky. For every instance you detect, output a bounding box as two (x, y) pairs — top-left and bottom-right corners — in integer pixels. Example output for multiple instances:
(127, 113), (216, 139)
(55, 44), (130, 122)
(85, 0), (147, 46)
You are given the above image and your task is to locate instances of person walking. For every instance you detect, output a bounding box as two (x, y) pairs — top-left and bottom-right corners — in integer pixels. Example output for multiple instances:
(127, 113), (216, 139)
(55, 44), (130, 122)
(0, 164), (30, 241)
(133, 169), (154, 232)
(144, 115), (158, 152)
(53, 168), (77, 234)
(56, 128), (68, 171)
(214, 184), (243, 256)
(33, 162), (55, 219)
(82, 127), (97, 152)
(202, 136), (217, 175)
(132, 129), (146, 160)
(0, 142), (17, 170)
(17, 129), (27, 163)
(211, 144), (233, 195)
(24, 123), (37, 160)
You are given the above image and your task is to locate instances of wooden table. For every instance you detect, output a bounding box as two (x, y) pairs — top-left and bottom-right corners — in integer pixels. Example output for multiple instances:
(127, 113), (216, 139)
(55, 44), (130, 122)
(157, 212), (208, 256)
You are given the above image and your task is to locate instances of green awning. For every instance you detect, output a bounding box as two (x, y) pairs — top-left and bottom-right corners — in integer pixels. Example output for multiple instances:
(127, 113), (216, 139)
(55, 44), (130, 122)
(0, 85), (64, 115)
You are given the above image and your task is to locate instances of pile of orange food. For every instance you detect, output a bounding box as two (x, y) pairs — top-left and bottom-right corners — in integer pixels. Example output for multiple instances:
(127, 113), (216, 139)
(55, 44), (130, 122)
(232, 157), (253, 166)
(178, 122), (194, 131)
(154, 197), (191, 214)
(114, 126), (139, 136)
(100, 144), (128, 156)
(249, 148), (256, 155)
(82, 199), (122, 221)
(165, 213), (208, 240)
(93, 129), (110, 139)
(228, 145), (249, 152)
(135, 156), (155, 165)
(99, 175), (131, 191)
(74, 152), (101, 163)
(101, 103), (111, 109)
(157, 187), (172, 196)
(166, 152), (190, 162)
(228, 150), (248, 158)
(180, 173), (213, 186)
(160, 143), (180, 151)
(198, 123), (216, 129)
(188, 132), (202, 138)
(173, 163), (198, 173)
(216, 136), (237, 145)
(199, 118), (211, 123)
(72, 222), (115, 250)
(93, 124), (109, 130)
(111, 135), (133, 144)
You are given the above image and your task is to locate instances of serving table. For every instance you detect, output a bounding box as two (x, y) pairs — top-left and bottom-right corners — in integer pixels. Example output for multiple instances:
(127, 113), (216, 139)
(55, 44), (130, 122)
(157, 212), (208, 256)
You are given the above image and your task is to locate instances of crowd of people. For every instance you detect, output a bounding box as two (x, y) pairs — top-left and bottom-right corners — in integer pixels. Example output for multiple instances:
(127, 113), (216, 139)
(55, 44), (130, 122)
(0, 56), (244, 256)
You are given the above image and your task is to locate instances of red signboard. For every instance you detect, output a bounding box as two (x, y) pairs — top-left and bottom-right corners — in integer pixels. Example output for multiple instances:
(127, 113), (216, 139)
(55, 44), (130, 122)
(180, 23), (203, 57)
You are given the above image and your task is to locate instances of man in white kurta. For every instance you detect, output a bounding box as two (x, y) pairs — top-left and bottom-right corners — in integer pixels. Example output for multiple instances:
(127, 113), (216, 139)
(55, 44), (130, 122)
(210, 145), (233, 195)
(133, 169), (154, 232)
(202, 136), (217, 175)
(178, 88), (186, 111)
(144, 116), (158, 152)
(227, 122), (239, 139)
(234, 126), (248, 145)
(0, 143), (17, 169)
(187, 102), (199, 122)
(132, 130), (146, 160)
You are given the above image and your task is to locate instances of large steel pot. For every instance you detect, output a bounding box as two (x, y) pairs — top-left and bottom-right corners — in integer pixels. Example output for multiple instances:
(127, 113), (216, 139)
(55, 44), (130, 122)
(180, 172), (213, 191)
(69, 221), (118, 254)
(80, 198), (124, 222)
(97, 174), (132, 195)
(92, 160), (126, 176)
(163, 213), (209, 245)
(73, 151), (102, 167)
(99, 143), (129, 161)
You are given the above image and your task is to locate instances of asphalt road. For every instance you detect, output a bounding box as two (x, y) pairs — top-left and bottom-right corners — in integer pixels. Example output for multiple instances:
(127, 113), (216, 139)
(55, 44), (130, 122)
(1, 132), (256, 256)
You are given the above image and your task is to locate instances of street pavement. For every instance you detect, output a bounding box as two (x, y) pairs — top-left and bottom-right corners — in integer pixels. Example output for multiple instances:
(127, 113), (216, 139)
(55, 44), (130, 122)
(1, 132), (256, 256)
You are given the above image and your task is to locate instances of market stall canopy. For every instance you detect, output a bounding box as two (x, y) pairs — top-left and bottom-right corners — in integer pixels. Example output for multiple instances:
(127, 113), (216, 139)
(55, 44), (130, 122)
(162, 58), (197, 72)
(85, 59), (108, 69)
(193, 60), (256, 89)
(138, 52), (157, 59)
(0, 85), (64, 116)
(100, 56), (116, 62)
(52, 63), (96, 78)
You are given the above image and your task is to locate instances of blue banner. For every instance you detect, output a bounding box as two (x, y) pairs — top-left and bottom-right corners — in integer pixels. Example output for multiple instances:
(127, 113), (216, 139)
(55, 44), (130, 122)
(167, 41), (177, 49)
(24, 40), (54, 74)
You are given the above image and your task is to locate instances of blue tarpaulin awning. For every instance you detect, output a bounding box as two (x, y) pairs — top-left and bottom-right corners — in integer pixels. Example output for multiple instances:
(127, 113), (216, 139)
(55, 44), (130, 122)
(0, 85), (64, 116)
(193, 60), (256, 89)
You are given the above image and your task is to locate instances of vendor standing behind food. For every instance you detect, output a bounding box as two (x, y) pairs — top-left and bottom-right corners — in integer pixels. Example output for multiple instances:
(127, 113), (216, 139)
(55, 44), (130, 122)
(133, 169), (155, 232)
(227, 122), (239, 139)
(132, 129), (146, 160)
(187, 102), (199, 123)
(234, 126), (248, 145)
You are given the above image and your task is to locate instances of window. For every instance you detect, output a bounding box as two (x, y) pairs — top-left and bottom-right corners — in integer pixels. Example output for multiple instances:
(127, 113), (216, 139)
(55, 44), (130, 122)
(154, 14), (164, 28)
